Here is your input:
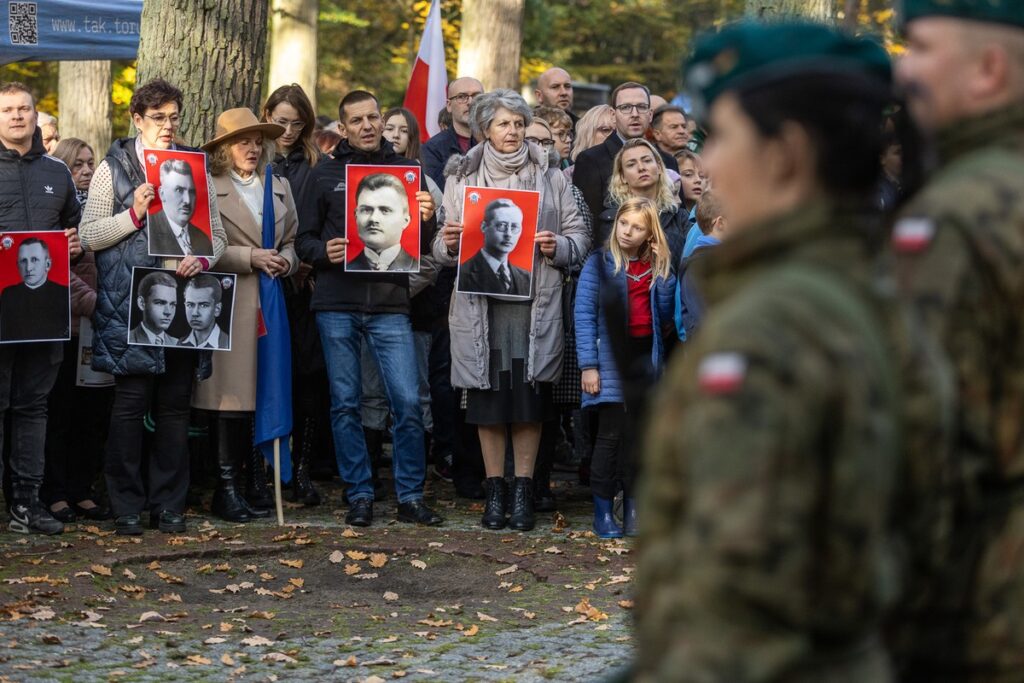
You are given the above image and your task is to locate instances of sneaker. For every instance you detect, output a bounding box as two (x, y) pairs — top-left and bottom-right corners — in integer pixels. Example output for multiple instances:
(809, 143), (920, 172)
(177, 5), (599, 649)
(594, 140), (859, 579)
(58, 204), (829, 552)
(432, 452), (454, 482)
(9, 500), (64, 535)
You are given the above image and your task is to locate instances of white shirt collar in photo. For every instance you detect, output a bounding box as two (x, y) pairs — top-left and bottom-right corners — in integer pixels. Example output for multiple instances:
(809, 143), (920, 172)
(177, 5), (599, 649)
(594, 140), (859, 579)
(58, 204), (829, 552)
(140, 322), (168, 345)
(182, 324), (223, 349)
(480, 249), (510, 276)
(165, 217), (192, 254)
(363, 244), (403, 271)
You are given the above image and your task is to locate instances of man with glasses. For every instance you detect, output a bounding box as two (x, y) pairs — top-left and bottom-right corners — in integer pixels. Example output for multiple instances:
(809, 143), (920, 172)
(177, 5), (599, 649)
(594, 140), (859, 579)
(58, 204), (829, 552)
(79, 78), (226, 537)
(573, 81), (679, 221)
(421, 77), (483, 191)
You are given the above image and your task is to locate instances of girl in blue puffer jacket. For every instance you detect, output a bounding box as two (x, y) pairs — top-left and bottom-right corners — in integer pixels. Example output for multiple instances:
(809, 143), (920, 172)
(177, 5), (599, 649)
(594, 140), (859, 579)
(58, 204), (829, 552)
(574, 197), (675, 539)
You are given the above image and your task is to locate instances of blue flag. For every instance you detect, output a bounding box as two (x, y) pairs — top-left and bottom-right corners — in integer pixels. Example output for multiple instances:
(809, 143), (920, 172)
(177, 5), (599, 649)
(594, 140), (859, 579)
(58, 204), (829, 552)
(254, 165), (293, 484)
(1, 1), (144, 64)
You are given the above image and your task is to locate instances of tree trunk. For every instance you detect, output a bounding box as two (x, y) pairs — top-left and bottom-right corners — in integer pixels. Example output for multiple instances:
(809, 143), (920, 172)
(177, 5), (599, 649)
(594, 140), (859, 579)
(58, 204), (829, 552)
(268, 0), (318, 110)
(746, 0), (834, 21)
(58, 61), (112, 155)
(135, 0), (269, 146)
(457, 0), (525, 91)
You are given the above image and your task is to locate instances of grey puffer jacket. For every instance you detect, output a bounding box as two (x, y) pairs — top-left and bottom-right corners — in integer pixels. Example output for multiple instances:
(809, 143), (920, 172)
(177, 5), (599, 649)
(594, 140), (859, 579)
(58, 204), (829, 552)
(431, 142), (590, 389)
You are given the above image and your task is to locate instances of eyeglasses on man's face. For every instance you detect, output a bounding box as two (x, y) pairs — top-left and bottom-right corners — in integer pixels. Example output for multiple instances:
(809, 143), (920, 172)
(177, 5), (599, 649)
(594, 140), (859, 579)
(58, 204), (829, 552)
(614, 103), (651, 115)
(448, 92), (482, 104)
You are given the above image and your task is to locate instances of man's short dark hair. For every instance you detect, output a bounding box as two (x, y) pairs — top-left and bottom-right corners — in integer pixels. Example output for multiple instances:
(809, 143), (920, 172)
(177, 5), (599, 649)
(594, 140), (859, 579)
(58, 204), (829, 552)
(356, 173), (407, 204)
(482, 198), (522, 226)
(0, 81), (34, 105)
(159, 158), (194, 180)
(17, 237), (49, 257)
(138, 271), (177, 300)
(130, 78), (183, 117)
(652, 105), (686, 129)
(609, 81), (650, 108)
(184, 273), (222, 304)
(338, 90), (379, 120)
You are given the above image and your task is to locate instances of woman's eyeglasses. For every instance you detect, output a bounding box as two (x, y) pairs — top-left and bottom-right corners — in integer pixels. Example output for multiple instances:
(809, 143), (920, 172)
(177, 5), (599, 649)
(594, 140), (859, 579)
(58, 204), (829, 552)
(525, 137), (555, 148)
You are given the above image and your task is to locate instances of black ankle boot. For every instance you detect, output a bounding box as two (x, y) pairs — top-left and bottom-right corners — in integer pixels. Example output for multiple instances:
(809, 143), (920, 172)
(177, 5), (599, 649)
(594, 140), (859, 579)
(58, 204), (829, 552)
(289, 417), (322, 506)
(212, 418), (251, 523)
(507, 476), (535, 531)
(481, 477), (507, 530)
(244, 445), (274, 509)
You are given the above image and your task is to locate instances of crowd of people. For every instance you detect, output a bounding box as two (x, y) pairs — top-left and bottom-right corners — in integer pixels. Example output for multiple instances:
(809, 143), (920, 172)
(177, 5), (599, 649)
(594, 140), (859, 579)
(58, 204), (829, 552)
(0, 54), (714, 538)
(0, 1), (1022, 678)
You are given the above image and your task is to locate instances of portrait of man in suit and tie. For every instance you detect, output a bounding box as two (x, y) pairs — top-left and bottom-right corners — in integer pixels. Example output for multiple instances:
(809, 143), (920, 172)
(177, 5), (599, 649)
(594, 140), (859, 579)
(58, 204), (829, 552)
(457, 198), (532, 297)
(177, 274), (231, 350)
(0, 237), (70, 342)
(346, 172), (419, 273)
(128, 270), (178, 346)
(148, 158), (214, 258)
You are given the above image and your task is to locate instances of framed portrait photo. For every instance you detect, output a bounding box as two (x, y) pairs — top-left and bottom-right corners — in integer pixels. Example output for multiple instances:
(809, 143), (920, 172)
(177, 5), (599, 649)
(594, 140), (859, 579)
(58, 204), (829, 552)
(455, 186), (540, 299)
(343, 164), (422, 274)
(0, 230), (71, 344)
(143, 148), (215, 259)
(127, 267), (237, 351)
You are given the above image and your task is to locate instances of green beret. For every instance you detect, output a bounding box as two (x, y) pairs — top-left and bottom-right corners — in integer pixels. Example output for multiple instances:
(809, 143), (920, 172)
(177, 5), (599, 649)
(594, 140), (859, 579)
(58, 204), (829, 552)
(683, 21), (892, 120)
(901, 0), (1024, 29)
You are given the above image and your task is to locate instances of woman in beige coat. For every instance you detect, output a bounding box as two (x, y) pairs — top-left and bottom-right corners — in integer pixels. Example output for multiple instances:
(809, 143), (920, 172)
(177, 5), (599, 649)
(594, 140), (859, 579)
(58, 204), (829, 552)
(194, 109), (299, 523)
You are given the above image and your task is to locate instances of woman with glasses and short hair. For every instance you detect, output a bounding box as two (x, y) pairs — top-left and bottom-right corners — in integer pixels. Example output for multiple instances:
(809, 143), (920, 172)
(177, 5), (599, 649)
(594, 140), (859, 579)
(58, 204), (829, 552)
(79, 78), (227, 537)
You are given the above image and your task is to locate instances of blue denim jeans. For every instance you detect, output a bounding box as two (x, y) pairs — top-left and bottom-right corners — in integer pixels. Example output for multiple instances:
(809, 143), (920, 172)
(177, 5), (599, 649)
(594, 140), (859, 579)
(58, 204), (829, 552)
(317, 312), (425, 504)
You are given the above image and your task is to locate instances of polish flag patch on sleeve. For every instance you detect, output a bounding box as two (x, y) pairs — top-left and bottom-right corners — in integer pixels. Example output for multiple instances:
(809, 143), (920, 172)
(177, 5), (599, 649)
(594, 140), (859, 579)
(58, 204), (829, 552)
(892, 217), (936, 253)
(698, 352), (748, 395)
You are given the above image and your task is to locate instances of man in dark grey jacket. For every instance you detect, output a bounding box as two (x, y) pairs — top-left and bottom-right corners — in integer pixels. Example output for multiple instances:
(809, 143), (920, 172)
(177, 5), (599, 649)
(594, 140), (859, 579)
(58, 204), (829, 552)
(0, 81), (83, 536)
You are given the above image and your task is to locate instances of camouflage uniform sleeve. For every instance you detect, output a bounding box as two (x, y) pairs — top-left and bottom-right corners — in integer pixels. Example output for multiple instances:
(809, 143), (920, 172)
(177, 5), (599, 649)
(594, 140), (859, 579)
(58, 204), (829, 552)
(636, 304), (838, 683)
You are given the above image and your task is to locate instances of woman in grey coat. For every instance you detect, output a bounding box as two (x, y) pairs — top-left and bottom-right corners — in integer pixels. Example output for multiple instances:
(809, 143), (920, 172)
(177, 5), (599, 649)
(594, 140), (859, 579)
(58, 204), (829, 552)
(433, 90), (589, 531)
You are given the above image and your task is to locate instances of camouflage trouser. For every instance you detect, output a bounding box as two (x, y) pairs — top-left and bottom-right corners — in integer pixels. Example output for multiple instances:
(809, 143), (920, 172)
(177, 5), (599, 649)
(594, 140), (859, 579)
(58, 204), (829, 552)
(896, 501), (1024, 683)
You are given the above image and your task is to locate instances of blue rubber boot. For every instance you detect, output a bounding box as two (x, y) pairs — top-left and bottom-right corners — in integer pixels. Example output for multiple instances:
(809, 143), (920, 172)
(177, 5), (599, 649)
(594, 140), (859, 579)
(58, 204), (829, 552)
(623, 497), (638, 537)
(593, 495), (623, 539)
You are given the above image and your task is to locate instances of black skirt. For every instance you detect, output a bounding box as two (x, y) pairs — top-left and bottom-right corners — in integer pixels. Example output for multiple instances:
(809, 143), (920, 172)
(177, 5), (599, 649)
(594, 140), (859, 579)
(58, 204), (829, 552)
(466, 356), (552, 425)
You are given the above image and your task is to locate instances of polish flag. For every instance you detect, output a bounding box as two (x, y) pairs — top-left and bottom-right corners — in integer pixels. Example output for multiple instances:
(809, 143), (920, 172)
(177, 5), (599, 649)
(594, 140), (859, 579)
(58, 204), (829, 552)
(403, 0), (448, 142)
(698, 353), (748, 396)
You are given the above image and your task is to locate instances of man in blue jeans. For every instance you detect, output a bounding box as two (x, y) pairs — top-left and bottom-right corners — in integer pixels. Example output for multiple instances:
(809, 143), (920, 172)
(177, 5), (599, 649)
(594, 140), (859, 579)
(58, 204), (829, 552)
(296, 89), (442, 527)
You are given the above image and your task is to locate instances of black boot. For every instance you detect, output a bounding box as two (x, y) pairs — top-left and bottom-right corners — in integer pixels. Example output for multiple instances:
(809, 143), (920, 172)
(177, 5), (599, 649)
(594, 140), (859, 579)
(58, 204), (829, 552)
(212, 418), (251, 523)
(507, 476), (535, 532)
(289, 416), (322, 506)
(244, 444), (274, 509)
(481, 477), (507, 530)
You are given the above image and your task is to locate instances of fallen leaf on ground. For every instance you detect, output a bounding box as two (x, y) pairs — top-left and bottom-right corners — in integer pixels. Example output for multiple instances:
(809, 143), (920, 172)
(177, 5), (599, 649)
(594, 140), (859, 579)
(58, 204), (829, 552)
(543, 546), (563, 554)
(508, 585), (524, 593)
(40, 634), (62, 644)
(203, 637), (226, 645)
(138, 611), (167, 623)
(249, 611), (275, 620)
(369, 553), (388, 568)
(241, 635), (275, 647)
(341, 528), (363, 538)
(220, 654), (235, 666)
(345, 550), (368, 561)
(278, 559), (304, 569)
(261, 652), (297, 664)
(90, 564), (112, 577)
(146, 561), (161, 570)
(122, 569), (137, 580)
(377, 635), (398, 643)
(355, 572), (378, 579)
(618, 599), (634, 609)
(344, 563), (361, 575)
(155, 571), (184, 585)
(219, 622), (234, 633)
(574, 598), (609, 622)
(462, 624), (479, 637)
(383, 591), (399, 601)
(495, 564), (518, 576)
(409, 560), (427, 570)
(31, 607), (56, 621)
(158, 593), (182, 603)
(288, 578), (304, 588)
(328, 550), (344, 564)
(334, 655), (358, 667)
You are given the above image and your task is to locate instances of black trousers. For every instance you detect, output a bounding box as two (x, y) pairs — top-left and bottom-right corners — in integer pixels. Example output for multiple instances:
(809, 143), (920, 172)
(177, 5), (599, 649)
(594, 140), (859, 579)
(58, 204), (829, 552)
(104, 349), (194, 517)
(41, 337), (113, 505)
(0, 341), (62, 502)
(590, 335), (652, 499)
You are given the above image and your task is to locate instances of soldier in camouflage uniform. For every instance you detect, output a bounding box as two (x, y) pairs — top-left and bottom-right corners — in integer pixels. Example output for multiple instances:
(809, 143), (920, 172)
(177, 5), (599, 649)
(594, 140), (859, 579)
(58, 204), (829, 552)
(890, 2), (1024, 680)
(634, 22), (954, 682)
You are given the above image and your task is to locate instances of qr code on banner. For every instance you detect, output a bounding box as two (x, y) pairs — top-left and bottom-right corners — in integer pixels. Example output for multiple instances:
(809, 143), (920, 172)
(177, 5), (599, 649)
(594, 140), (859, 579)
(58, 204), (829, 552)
(9, 2), (38, 45)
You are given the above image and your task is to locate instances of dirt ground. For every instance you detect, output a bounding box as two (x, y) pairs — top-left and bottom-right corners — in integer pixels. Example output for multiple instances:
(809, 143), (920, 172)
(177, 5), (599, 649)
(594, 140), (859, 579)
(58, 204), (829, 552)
(0, 469), (636, 682)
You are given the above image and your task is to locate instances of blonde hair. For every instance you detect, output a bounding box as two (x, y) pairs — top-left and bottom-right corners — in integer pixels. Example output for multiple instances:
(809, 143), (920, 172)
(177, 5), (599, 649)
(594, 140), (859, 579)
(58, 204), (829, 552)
(571, 104), (614, 162)
(208, 135), (277, 178)
(608, 138), (679, 214)
(609, 197), (671, 284)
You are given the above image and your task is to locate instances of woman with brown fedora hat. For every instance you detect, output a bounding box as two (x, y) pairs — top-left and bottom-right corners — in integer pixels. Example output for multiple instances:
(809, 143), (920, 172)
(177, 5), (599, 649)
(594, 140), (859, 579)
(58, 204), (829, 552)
(194, 107), (301, 523)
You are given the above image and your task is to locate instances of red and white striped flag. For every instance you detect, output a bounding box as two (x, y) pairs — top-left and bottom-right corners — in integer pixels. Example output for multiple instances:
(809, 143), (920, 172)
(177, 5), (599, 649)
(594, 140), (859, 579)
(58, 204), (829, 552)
(402, 0), (448, 142)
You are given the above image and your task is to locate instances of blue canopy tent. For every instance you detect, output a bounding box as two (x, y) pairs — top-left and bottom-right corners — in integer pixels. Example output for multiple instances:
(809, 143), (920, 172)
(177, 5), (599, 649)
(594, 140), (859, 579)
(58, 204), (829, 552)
(0, 0), (143, 64)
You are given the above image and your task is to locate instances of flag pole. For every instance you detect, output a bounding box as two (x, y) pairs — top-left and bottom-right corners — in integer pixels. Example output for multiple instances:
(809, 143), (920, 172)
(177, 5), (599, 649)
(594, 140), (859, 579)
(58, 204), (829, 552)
(273, 438), (284, 526)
